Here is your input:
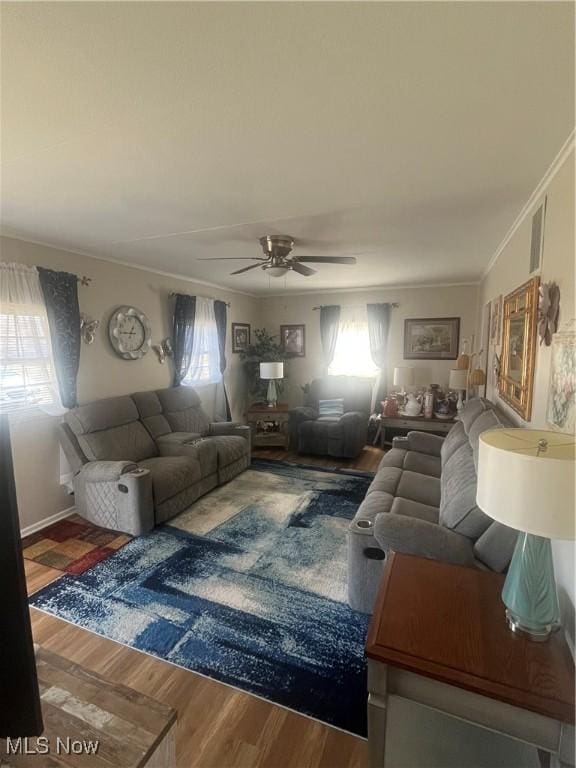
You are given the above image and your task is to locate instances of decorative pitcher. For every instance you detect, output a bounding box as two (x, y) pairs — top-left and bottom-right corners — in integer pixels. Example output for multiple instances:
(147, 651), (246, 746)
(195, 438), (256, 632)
(403, 393), (422, 416)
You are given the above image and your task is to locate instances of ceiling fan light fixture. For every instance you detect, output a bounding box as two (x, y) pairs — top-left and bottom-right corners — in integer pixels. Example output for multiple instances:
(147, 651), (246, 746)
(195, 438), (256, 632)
(265, 265), (289, 278)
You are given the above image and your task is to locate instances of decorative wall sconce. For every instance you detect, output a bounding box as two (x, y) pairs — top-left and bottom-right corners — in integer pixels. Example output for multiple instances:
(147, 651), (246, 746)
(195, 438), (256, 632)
(153, 338), (173, 364)
(79, 313), (99, 345)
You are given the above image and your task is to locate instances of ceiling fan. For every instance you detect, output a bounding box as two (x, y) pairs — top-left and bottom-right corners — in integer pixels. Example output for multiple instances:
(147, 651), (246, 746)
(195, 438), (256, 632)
(197, 235), (357, 278)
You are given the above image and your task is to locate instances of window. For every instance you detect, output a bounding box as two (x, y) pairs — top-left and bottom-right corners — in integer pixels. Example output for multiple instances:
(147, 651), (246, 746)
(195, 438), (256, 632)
(182, 297), (222, 386)
(328, 305), (378, 378)
(0, 264), (62, 414)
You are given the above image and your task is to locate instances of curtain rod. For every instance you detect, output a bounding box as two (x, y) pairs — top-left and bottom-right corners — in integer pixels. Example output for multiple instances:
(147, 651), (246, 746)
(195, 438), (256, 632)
(0, 262), (92, 286)
(312, 302), (399, 310)
(169, 291), (231, 307)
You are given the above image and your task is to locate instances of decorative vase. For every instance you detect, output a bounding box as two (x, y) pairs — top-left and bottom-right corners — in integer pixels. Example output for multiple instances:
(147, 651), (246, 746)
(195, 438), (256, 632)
(381, 397), (398, 417)
(403, 394), (422, 416)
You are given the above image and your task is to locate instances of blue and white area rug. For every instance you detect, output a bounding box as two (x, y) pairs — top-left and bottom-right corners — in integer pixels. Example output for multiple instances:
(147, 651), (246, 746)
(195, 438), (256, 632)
(30, 461), (372, 735)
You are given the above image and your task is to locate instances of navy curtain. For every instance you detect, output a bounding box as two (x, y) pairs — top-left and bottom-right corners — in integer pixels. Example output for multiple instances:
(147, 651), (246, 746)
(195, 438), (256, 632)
(367, 303), (391, 409)
(319, 305), (341, 368)
(37, 267), (81, 408)
(172, 294), (196, 386)
(214, 300), (231, 420)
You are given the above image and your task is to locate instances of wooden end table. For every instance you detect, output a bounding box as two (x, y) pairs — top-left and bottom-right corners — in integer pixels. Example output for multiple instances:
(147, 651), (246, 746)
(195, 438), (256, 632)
(373, 414), (456, 448)
(366, 553), (575, 768)
(246, 402), (290, 451)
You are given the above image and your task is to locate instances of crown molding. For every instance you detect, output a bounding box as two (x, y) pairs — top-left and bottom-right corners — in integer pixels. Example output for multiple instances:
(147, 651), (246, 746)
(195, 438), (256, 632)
(0, 232), (257, 298)
(481, 128), (575, 281)
(262, 280), (480, 299)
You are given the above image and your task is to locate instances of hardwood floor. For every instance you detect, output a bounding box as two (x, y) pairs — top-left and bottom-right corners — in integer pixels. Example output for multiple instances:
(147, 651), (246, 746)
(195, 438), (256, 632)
(25, 450), (379, 768)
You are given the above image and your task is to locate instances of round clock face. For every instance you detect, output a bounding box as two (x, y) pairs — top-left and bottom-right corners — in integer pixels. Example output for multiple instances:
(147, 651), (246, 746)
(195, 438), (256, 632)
(109, 306), (151, 359)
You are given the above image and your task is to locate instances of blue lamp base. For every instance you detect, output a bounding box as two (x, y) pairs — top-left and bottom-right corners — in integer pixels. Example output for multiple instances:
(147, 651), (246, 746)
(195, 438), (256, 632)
(502, 532), (560, 642)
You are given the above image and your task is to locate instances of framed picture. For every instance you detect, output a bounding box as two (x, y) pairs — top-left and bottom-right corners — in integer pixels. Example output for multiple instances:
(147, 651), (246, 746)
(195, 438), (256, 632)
(280, 324), (306, 357)
(490, 295), (502, 346)
(232, 323), (251, 353)
(404, 317), (460, 360)
(546, 319), (576, 433)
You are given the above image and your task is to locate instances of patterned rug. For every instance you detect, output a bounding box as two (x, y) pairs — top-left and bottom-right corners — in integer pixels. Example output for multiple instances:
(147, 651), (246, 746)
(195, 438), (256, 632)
(22, 514), (131, 575)
(30, 461), (372, 735)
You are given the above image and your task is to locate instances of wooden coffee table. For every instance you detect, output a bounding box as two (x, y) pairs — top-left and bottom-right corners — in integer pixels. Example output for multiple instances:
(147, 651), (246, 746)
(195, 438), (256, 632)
(365, 553), (575, 768)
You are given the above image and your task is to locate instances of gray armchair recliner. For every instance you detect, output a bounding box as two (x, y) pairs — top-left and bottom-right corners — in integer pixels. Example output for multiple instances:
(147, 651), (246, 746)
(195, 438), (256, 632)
(289, 376), (372, 459)
(59, 386), (250, 536)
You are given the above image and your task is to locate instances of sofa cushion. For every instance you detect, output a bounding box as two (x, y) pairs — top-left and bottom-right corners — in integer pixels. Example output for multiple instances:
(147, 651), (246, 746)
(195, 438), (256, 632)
(77, 422), (158, 463)
(378, 448), (407, 470)
(456, 397), (494, 434)
(66, 396), (158, 463)
(473, 522), (518, 573)
(139, 456), (202, 504)
(403, 451), (442, 478)
(439, 442), (491, 538)
(468, 408), (510, 470)
(390, 496), (439, 523)
(397, 471), (441, 507)
(132, 390), (172, 438)
(157, 386), (202, 410)
(440, 421), (468, 465)
(355, 491), (395, 525)
(66, 396), (139, 435)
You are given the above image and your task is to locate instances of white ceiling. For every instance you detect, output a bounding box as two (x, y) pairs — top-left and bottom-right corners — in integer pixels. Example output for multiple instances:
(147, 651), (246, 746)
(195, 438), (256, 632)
(1, 2), (574, 294)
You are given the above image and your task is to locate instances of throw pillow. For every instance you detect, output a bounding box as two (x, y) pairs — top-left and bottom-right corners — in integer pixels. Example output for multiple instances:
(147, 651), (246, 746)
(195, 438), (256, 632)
(318, 398), (344, 418)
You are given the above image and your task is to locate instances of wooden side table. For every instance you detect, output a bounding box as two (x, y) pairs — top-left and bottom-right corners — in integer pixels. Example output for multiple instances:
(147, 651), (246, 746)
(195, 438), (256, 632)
(373, 414), (455, 448)
(366, 553), (575, 768)
(246, 402), (290, 450)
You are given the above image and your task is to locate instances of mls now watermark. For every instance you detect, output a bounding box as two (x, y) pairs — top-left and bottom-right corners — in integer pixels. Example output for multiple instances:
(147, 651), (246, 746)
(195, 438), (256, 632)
(5, 737), (100, 756)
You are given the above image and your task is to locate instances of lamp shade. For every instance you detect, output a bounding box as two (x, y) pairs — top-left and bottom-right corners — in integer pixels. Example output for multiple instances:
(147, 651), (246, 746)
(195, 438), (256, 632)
(449, 369), (468, 390)
(260, 362), (284, 380)
(393, 367), (415, 387)
(477, 429), (575, 540)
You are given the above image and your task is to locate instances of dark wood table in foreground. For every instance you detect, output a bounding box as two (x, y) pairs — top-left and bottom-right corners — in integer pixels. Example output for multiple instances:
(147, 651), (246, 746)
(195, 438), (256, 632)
(365, 553), (575, 768)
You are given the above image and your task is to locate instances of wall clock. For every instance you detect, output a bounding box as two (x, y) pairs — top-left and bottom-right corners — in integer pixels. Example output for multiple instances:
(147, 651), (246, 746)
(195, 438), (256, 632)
(108, 306), (152, 360)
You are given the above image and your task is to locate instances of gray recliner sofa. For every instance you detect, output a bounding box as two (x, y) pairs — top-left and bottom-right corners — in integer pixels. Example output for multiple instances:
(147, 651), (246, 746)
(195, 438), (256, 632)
(289, 375), (372, 459)
(59, 386), (250, 536)
(348, 397), (518, 613)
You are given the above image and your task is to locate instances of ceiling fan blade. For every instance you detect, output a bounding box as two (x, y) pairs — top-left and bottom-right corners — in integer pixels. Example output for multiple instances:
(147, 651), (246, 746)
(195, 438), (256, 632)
(290, 262), (317, 277)
(197, 257), (267, 261)
(230, 263), (264, 275)
(295, 256), (357, 265)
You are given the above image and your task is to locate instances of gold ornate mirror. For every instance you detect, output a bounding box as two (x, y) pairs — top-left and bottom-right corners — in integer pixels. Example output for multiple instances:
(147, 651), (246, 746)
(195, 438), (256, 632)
(498, 277), (540, 420)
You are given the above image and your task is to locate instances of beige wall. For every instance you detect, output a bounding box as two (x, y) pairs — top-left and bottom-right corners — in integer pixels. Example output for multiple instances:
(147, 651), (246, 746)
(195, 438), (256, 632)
(1, 236), (260, 530)
(477, 148), (575, 648)
(259, 285), (479, 406)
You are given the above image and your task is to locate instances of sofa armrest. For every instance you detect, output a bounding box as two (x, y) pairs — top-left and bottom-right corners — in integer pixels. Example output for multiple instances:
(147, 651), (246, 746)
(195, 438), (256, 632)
(208, 423), (251, 454)
(404, 431), (444, 457)
(74, 462), (153, 535)
(339, 411), (365, 425)
(373, 514), (476, 567)
(289, 406), (318, 422)
(76, 460), (140, 482)
(208, 421), (242, 436)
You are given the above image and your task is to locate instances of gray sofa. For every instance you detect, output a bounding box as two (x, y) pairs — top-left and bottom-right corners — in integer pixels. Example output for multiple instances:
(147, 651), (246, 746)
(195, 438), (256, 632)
(59, 386), (251, 535)
(348, 397), (518, 613)
(289, 376), (372, 459)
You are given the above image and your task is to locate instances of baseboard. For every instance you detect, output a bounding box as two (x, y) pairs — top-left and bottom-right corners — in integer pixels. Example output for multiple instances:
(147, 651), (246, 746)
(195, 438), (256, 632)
(20, 506), (76, 538)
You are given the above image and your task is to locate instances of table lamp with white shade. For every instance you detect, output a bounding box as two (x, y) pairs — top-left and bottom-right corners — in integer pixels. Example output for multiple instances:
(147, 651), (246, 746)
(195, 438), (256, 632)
(260, 362), (284, 407)
(393, 367), (415, 406)
(477, 429), (575, 641)
(449, 368), (468, 412)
